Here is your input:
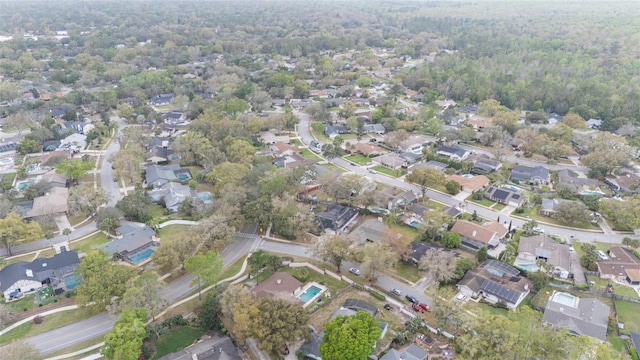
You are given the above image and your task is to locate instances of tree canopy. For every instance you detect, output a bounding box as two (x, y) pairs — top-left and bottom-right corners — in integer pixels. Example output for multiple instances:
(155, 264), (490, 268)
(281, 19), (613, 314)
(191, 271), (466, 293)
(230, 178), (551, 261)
(320, 311), (382, 360)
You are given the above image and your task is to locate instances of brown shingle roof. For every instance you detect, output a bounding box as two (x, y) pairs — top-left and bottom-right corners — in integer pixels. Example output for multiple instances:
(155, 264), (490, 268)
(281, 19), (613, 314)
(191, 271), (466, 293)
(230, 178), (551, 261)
(252, 272), (302, 300)
(445, 174), (490, 192)
(451, 220), (496, 244)
(354, 143), (385, 156)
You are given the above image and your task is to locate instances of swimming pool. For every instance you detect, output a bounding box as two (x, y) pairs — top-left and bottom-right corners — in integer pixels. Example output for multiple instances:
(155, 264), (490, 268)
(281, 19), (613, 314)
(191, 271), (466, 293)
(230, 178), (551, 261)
(462, 174), (474, 179)
(64, 274), (82, 290)
(198, 192), (212, 202)
(410, 221), (420, 228)
(0, 158), (12, 164)
(297, 283), (327, 308)
(517, 263), (540, 272)
(26, 164), (39, 173)
(552, 291), (577, 307)
(128, 248), (155, 264)
(16, 180), (29, 190)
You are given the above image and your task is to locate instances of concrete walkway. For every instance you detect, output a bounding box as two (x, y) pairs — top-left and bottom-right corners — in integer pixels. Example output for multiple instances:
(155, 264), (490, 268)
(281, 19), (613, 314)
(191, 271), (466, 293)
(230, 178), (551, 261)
(54, 215), (73, 232)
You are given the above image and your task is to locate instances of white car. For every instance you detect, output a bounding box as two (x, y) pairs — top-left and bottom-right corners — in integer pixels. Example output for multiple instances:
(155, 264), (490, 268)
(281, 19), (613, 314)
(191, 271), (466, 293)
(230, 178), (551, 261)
(349, 267), (361, 276)
(455, 293), (467, 301)
(532, 227), (544, 233)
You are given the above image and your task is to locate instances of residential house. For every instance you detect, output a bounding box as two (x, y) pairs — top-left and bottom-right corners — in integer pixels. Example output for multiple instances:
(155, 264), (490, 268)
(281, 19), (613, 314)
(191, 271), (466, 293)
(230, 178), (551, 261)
(270, 142), (299, 157)
(149, 93), (174, 106)
(302, 301), (385, 360)
(398, 136), (430, 155)
(510, 165), (550, 185)
(466, 115), (493, 130)
(50, 108), (66, 119)
(147, 182), (197, 213)
(388, 190), (417, 211)
(146, 138), (178, 164)
(409, 160), (449, 173)
(399, 152), (421, 165)
(485, 186), (525, 207)
(349, 218), (390, 244)
(43, 140), (61, 152)
(157, 334), (242, 360)
(118, 97), (138, 107)
(353, 143), (385, 157)
(100, 224), (159, 263)
(586, 118), (602, 129)
(410, 241), (458, 265)
(443, 205), (463, 218)
(456, 260), (532, 309)
(41, 151), (71, 166)
(57, 133), (87, 152)
(324, 125), (350, 139)
(471, 157), (502, 175)
(435, 99), (457, 109)
(362, 123), (385, 135)
(0, 250), (80, 301)
(258, 130), (290, 144)
(451, 219), (501, 250)
(510, 139), (525, 151)
(372, 152), (406, 170)
(380, 344), (428, 360)
(605, 171), (640, 194)
(0, 142), (17, 156)
(543, 291), (609, 341)
(556, 169), (601, 195)
(408, 204), (430, 220)
(435, 145), (469, 161)
(145, 164), (192, 188)
(539, 198), (581, 217)
(515, 235), (571, 278)
(597, 246), (640, 284)
(445, 174), (489, 193)
(272, 154), (317, 169)
(457, 105), (478, 114)
(22, 187), (69, 219)
(547, 113), (563, 125)
(314, 204), (359, 232)
(252, 271), (301, 301)
(163, 111), (187, 125)
(41, 170), (68, 188)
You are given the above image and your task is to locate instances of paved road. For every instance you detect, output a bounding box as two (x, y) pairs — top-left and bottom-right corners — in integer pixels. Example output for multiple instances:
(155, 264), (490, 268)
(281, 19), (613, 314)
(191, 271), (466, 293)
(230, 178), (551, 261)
(294, 110), (632, 244)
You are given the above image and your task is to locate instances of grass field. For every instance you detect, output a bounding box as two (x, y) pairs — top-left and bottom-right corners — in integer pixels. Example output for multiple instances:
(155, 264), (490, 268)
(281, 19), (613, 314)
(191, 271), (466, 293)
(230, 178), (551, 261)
(616, 300), (640, 333)
(152, 327), (206, 359)
(311, 123), (331, 142)
(299, 148), (323, 161)
(220, 255), (247, 280)
(321, 163), (346, 173)
(158, 225), (192, 244)
(147, 204), (166, 218)
(345, 154), (371, 166)
(72, 232), (109, 254)
(393, 262), (421, 283)
(371, 166), (406, 178)
(0, 308), (94, 345)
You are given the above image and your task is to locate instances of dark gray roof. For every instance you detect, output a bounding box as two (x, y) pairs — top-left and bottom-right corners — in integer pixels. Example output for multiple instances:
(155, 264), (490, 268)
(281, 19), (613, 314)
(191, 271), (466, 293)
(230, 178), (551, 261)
(480, 278), (522, 304)
(444, 206), (462, 218)
(157, 334), (241, 360)
(436, 145), (467, 158)
(543, 292), (609, 341)
(484, 259), (520, 276)
(101, 225), (156, 256)
(492, 189), (510, 201)
(399, 152), (421, 163)
(0, 251), (80, 292)
(511, 165), (549, 181)
(315, 204), (359, 231)
(380, 344), (428, 360)
(343, 299), (378, 316)
(145, 164), (187, 186)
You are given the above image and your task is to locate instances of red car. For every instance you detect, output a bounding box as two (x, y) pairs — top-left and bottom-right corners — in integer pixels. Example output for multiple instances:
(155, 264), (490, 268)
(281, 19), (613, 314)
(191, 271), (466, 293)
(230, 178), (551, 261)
(419, 303), (431, 312)
(412, 303), (423, 313)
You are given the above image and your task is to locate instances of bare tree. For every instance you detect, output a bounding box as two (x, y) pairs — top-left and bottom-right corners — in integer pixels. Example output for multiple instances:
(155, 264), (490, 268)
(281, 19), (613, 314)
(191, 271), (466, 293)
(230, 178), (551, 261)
(418, 248), (458, 284)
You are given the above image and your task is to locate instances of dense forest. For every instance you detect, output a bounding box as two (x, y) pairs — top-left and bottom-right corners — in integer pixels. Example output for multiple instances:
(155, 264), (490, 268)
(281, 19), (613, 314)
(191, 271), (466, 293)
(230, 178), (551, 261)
(0, 0), (637, 122)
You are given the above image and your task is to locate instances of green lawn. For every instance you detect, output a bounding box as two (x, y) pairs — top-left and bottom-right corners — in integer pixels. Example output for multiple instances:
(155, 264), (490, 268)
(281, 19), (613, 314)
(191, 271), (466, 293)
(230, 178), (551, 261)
(345, 154), (371, 166)
(388, 221), (421, 240)
(282, 266), (348, 294)
(158, 225), (192, 244)
(152, 326), (206, 359)
(493, 203), (506, 211)
(607, 335), (627, 353)
(219, 255), (247, 280)
(67, 213), (88, 227)
(586, 275), (639, 299)
(393, 262), (421, 283)
(468, 197), (495, 207)
(299, 148), (323, 161)
(616, 300), (640, 333)
(72, 232), (109, 254)
(0, 308), (95, 345)
(321, 163), (346, 173)
(0, 172), (16, 188)
(147, 204), (166, 218)
(311, 123), (331, 142)
(371, 166), (406, 178)
(290, 139), (302, 146)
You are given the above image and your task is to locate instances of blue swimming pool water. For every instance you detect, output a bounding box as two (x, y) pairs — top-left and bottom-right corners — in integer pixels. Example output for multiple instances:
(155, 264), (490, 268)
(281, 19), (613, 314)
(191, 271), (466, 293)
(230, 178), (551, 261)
(518, 264), (540, 272)
(298, 285), (322, 303)
(17, 181), (29, 190)
(129, 248), (155, 264)
(410, 221), (420, 228)
(198, 192), (212, 201)
(64, 274), (82, 290)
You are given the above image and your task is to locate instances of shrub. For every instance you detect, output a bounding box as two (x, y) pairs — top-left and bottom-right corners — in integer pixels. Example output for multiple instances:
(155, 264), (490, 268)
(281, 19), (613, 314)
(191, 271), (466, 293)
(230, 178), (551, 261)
(297, 268), (310, 282)
(368, 289), (385, 301)
(33, 316), (43, 324)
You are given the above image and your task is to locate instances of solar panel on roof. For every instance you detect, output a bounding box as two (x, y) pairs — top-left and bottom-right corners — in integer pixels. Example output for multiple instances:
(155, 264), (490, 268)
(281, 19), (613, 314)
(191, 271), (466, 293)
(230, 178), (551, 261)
(480, 279), (522, 304)
(485, 260), (520, 276)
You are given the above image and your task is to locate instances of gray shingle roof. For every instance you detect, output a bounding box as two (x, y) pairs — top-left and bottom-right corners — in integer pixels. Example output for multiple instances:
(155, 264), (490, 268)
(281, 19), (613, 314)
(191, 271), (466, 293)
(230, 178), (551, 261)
(0, 251), (80, 292)
(543, 292), (609, 341)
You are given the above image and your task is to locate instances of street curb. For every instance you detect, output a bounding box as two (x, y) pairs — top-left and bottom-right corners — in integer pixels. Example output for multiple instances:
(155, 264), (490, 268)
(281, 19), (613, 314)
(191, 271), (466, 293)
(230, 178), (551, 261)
(509, 214), (604, 233)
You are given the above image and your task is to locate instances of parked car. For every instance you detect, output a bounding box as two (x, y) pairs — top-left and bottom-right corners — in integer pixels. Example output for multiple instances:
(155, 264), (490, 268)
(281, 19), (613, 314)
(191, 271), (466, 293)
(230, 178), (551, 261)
(391, 288), (402, 296)
(419, 303), (431, 312)
(405, 294), (419, 304)
(455, 293), (467, 301)
(350, 162), (357, 166)
(532, 226), (544, 233)
(368, 169), (376, 174)
(568, 245), (574, 252)
(383, 303), (392, 311)
(412, 303), (423, 312)
(597, 250), (609, 261)
(349, 267), (361, 276)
